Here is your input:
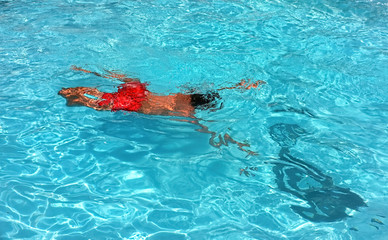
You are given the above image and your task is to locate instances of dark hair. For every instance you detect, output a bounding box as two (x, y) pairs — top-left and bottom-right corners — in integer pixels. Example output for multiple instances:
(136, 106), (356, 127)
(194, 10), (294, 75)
(190, 92), (221, 110)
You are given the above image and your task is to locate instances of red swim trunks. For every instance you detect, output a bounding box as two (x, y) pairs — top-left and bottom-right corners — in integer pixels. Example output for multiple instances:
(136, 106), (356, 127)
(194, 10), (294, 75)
(98, 82), (148, 112)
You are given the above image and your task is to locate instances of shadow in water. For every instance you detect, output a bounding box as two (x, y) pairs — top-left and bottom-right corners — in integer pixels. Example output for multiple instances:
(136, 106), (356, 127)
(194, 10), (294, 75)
(268, 123), (366, 222)
(272, 105), (317, 118)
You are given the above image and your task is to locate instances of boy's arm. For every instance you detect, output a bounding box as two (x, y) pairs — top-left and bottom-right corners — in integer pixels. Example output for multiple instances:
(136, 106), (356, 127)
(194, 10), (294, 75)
(218, 79), (266, 91)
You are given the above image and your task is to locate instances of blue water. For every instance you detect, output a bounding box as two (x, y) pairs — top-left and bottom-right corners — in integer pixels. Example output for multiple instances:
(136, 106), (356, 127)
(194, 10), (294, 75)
(0, 0), (387, 239)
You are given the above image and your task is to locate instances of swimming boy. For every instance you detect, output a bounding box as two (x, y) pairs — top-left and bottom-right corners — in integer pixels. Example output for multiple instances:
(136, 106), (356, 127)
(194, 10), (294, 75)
(59, 66), (266, 118)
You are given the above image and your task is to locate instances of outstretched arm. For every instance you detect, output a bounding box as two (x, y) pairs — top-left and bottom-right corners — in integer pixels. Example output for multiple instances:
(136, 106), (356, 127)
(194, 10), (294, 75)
(71, 65), (140, 83)
(188, 119), (258, 156)
(218, 79), (266, 91)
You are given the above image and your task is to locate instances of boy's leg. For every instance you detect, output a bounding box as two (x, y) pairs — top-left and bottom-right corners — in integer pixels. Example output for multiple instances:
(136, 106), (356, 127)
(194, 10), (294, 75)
(58, 87), (111, 111)
(71, 65), (140, 83)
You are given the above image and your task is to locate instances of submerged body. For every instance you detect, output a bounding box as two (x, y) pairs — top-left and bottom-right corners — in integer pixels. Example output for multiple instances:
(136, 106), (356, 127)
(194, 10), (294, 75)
(59, 66), (260, 118)
(59, 66), (265, 155)
(58, 83), (219, 118)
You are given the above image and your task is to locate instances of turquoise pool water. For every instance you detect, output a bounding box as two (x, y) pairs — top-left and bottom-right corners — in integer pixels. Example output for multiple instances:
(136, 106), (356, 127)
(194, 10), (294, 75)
(0, 0), (387, 239)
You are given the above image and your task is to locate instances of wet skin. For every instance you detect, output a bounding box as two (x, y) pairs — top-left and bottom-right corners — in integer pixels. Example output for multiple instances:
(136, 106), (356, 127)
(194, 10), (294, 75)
(58, 87), (196, 118)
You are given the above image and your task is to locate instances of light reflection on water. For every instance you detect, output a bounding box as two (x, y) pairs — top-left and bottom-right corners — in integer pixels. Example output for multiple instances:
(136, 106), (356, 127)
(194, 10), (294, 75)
(0, 0), (387, 239)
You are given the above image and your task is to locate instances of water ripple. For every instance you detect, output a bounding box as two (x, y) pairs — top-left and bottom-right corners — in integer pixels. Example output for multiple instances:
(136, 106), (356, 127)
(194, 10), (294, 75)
(0, 0), (387, 239)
